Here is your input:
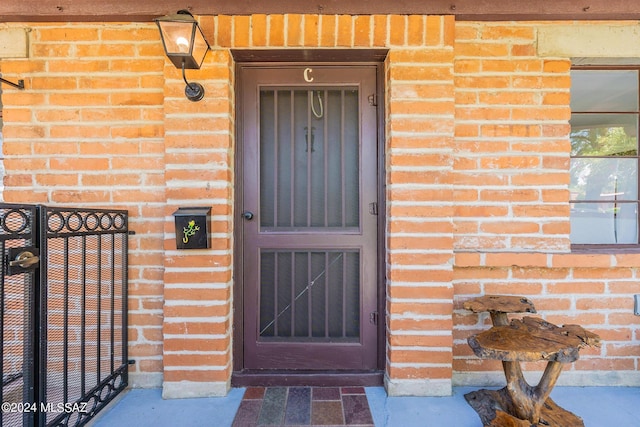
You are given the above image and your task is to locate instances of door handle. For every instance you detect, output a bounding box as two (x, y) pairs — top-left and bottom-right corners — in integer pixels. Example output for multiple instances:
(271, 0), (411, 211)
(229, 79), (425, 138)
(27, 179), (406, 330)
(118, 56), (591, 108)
(9, 250), (40, 268)
(242, 211), (254, 220)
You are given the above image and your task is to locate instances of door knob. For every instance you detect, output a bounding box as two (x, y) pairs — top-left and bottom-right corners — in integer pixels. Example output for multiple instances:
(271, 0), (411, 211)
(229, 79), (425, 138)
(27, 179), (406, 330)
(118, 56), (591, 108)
(242, 211), (254, 220)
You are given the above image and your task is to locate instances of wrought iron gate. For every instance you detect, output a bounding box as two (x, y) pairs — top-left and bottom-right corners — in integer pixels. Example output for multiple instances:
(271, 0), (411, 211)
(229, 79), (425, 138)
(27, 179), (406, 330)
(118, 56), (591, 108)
(0, 204), (129, 427)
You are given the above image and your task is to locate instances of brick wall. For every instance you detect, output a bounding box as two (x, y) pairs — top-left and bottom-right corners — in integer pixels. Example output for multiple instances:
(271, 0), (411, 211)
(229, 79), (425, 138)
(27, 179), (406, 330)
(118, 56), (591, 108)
(453, 23), (571, 253)
(452, 22), (640, 387)
(0, 16), (638, 398)
(0, 22), (167, 388)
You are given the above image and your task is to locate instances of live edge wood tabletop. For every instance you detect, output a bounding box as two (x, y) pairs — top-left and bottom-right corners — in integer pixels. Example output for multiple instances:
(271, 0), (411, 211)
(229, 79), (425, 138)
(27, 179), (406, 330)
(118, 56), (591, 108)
(462, 295), (601, 427)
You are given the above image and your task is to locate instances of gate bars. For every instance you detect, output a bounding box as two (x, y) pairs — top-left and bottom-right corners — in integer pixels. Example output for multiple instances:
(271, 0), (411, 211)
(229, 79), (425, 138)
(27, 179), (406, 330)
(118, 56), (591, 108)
(0, 204), (129, 427)
(0, 204), (38, 427)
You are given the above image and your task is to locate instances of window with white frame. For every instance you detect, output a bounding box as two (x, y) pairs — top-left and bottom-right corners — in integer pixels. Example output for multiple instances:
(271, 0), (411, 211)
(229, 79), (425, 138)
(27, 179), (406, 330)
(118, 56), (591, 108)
(570, 68), (639, 246)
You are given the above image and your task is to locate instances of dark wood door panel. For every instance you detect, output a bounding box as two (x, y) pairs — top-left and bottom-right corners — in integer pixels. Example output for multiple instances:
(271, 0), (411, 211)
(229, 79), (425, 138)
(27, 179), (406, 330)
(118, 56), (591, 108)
(240, 64), (379, 371)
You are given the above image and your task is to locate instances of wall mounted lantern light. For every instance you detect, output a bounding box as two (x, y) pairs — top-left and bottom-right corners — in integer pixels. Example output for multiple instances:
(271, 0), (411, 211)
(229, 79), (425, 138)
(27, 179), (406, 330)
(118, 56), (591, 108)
(155, 10), (210, 102)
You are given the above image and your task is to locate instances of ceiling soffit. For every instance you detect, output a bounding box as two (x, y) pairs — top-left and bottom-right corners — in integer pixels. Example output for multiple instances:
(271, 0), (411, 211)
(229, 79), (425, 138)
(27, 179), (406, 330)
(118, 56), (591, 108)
(2, 0), (640, 22)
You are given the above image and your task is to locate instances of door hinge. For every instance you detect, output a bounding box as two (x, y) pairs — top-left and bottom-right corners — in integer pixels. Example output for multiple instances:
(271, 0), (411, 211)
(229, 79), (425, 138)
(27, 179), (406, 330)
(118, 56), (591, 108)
(368, 202), (378, 216)
(369, 311), (378, 325)
(368, 94), (377, 107)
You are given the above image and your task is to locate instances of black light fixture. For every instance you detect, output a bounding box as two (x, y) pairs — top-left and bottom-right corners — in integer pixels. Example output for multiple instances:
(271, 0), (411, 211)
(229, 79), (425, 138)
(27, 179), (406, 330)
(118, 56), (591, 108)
(0, 77), (24, 90)
(155, 10), (210, 102)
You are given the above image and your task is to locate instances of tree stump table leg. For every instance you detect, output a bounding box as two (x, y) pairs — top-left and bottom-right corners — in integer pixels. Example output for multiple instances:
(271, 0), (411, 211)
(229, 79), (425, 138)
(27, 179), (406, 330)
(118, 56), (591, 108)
(503, 360), (565, 424)
(489, 312), (509, 327)
(537, 362), (564, 400)
(503, 361), (537, 422)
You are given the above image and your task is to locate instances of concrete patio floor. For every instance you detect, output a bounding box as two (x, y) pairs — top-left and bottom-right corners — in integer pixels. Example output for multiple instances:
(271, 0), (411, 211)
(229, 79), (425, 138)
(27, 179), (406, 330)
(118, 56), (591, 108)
(89, 386), (640, 426)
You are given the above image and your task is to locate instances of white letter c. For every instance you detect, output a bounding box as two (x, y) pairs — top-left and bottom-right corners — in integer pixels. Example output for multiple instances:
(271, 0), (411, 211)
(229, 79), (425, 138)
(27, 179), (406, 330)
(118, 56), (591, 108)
(303, 67), (314, 82)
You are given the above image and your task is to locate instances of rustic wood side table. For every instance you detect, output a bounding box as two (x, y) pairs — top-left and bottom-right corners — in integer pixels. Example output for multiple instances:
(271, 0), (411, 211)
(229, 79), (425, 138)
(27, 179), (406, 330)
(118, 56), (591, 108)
(463, 296), (600, 427)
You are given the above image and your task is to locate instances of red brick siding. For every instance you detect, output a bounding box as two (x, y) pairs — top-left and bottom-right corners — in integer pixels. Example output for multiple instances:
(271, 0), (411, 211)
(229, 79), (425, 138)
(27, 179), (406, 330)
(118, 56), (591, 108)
(0, 17), (638, 396)
(1, 23), (166, 384)
(452, 22), (640, 383)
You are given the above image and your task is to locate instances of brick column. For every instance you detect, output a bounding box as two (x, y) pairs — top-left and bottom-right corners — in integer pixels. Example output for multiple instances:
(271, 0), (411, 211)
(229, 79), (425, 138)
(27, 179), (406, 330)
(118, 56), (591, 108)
(161, 49), (235, 398)
(384, 16), (456, 396)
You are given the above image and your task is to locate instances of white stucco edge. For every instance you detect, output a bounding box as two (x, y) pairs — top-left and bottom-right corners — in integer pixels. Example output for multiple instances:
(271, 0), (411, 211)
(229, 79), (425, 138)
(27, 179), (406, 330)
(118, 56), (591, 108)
(128, 372), (163, 389)
(537, 23), (640, 58)
(385, 375), (452, 397)
(454, 370), (640, 387)
(0, 27), (29, 59)
(162, 380), (231, 399)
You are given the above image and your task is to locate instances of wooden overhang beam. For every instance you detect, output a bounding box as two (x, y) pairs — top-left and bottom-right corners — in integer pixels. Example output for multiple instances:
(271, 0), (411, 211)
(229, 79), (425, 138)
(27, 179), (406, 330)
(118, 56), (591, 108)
(1, 0), (640, 22)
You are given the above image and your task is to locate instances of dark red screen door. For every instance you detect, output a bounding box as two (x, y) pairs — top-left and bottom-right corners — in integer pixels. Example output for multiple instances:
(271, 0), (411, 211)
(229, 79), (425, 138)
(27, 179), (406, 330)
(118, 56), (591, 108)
(241, 65), (378, 370)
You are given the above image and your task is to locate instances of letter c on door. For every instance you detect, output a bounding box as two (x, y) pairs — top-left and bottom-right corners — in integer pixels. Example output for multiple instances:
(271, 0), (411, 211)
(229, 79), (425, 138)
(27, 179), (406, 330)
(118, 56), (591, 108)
(303, 67), (314, 83)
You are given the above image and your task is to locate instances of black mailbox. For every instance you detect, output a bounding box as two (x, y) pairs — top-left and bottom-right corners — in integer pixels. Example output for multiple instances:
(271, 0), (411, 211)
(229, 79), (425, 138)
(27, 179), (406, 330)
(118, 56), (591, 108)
(173, 207), (210, 249)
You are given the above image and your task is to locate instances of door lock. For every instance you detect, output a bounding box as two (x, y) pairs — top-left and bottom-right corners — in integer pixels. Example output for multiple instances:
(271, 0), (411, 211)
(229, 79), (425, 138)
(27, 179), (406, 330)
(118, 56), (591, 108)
(7, 247), (40, 276)
(9, 250), (40, 268)
(242, 211), (254, 220)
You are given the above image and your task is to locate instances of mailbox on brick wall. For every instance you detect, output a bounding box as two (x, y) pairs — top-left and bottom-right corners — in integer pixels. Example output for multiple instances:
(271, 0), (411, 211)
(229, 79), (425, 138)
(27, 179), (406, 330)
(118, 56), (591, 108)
(173, 207), (210, 249)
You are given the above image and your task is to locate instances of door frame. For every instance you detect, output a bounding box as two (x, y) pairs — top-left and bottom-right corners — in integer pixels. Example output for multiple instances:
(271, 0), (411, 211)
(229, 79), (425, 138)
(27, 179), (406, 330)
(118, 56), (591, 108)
(231, 50), (387, 387)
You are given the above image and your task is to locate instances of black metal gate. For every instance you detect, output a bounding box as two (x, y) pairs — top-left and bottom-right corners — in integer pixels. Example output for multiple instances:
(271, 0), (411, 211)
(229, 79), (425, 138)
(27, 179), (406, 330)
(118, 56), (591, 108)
(0, 204), (128, 427)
